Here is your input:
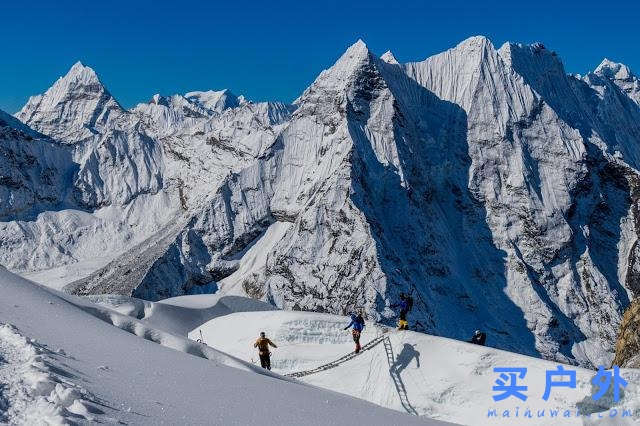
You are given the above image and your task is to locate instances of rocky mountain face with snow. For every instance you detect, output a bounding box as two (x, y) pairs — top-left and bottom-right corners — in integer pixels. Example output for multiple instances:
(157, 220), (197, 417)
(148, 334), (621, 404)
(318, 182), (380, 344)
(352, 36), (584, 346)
(614, 300), (640, 368)
(594, 59), (640, 107)
(2, 38), (640, 368)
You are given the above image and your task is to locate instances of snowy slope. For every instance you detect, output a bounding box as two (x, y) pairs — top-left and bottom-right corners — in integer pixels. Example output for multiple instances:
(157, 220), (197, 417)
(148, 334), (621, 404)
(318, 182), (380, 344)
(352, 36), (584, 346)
(0, 266), (447, 425)
(195, 310), (640, 425)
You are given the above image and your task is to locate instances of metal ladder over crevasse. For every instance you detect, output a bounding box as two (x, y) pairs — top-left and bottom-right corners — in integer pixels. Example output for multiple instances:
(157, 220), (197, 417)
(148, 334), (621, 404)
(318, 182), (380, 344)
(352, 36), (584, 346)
(284, 329), (388, 379)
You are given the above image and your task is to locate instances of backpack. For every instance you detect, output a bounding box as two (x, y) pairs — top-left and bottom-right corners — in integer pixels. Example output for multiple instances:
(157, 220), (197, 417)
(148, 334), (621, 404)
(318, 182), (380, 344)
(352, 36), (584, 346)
(356, 314), (365, 326)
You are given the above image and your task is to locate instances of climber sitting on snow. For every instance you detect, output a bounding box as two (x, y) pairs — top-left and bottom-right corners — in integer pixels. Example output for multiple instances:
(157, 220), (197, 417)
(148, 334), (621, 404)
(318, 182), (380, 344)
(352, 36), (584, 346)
(344, 311), (365, 353)
(468, 329), (486, 346)
(391, 292), (413, 330)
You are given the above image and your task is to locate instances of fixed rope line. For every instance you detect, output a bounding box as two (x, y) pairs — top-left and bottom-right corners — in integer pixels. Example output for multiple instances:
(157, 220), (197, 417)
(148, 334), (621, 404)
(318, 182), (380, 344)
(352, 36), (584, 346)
(285, 329), (388, 379)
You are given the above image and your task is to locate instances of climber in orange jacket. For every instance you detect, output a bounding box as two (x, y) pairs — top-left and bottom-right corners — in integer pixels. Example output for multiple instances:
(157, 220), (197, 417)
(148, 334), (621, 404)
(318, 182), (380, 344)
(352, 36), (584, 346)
(254, 331), (278, 370)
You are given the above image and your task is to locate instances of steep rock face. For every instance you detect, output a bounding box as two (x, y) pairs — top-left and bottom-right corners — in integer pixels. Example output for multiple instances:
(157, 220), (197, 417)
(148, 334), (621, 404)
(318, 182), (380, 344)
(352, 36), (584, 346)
(257, 41), (395, 313)
(71, 127), (165, 209)
(0, 110), (43, 138)
(158, 100), (293, 206)
(103, 99), (293, 299)
(130, 41), (384, 303)
(613, 300), (640, 368)
(0, 112), (73, 221)
(132, 159), (277, 299)
(399, 37), (640, 365)
(15, 62), (125, 142)
(572, 70), (640, 170)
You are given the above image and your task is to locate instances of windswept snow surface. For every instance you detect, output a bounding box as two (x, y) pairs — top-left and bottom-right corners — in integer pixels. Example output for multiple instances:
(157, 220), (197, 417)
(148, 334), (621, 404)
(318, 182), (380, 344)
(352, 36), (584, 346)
(0, 267), (445, 425)
(195, 311), (640, 425)
(192, 311), (381, 372)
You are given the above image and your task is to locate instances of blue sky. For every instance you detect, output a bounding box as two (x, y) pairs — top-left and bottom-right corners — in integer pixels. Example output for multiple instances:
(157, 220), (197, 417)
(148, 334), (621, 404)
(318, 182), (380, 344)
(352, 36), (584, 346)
(1, 0), (639, 113)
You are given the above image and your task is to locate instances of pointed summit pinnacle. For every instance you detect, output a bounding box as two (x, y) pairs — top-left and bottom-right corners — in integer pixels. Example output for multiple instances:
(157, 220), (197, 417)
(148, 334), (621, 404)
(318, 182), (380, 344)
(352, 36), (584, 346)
(381, 50), (399, 65)
(62, 61), (100, 85)
(14, 61), (122, 142)
(70, 60), (86, 70)
(334, 39), (371, 68)
(344, 39), (369, 59)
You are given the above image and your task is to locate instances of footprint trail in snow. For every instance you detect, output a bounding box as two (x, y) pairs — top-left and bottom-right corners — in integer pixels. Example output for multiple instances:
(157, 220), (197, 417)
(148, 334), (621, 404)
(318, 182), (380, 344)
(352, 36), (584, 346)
(0, 323), (107, 425)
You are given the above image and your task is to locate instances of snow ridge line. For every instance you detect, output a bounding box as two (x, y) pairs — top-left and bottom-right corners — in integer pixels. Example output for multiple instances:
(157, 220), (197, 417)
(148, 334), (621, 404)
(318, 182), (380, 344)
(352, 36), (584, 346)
(70, 300), (284, 381)
(285, 330), (389, 378)
(0, 323), (100, 425)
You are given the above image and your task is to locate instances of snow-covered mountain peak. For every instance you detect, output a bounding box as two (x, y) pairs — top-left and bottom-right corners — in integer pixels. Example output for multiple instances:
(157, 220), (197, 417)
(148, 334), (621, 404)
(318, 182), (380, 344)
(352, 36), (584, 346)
(402, 35), (507, 112)
(380, 50), (399, 65)
(294, 39), (375, 106)
(497, 41), (574, 115)
(131, 92), (212, 137)
(149, 93), (170, 106)
(454, 35), (494, 52)
(32, 61), (108, 106)
(184, 89), (240, 113)
(350, 38), (368, 51)
(15, 61), (125, 142)
(596, 58), (634, 80)
(65, 60), (101, 84)
(498, 41), (563, 72)
(594, 58), (640, 106)
(328, 39), (372, 73)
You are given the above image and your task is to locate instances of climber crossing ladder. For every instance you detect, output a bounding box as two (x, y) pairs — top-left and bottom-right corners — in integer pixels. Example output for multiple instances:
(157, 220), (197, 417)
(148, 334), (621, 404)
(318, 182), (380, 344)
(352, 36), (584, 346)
(285, 327), (389, 379)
